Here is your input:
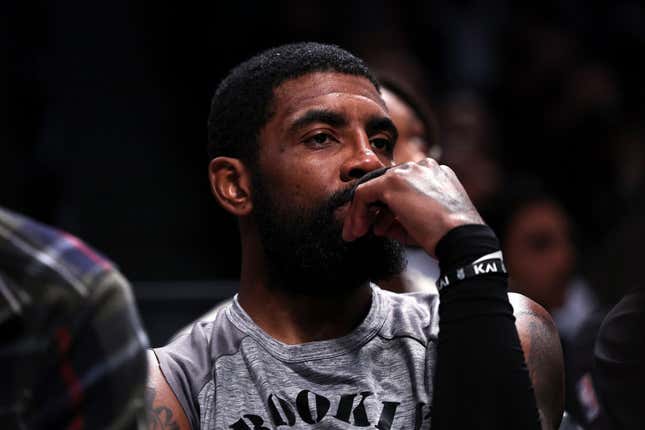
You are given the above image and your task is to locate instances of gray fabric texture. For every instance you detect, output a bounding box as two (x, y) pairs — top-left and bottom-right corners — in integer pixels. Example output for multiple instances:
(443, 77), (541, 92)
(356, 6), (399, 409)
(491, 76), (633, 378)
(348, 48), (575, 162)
(154, 285), (439, 429)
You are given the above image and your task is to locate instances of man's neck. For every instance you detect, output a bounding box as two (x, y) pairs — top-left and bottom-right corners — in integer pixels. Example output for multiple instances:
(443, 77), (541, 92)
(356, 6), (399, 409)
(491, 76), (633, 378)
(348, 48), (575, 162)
(238, 237), (372, 344)
(237, 282), (373, 345)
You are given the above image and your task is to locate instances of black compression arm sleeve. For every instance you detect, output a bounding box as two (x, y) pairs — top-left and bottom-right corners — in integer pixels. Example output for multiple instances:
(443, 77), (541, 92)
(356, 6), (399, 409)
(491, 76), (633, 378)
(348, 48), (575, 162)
(431, 225), (541, 429)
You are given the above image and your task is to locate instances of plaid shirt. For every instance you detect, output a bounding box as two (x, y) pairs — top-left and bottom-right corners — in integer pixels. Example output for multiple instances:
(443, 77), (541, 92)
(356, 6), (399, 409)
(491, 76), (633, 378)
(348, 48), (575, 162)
(0, 207), (149, 429)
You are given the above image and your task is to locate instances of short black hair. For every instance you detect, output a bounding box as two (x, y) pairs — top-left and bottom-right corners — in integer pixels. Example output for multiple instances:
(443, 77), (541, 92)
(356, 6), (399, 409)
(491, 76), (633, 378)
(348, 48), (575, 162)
(207, 42), (379, 164)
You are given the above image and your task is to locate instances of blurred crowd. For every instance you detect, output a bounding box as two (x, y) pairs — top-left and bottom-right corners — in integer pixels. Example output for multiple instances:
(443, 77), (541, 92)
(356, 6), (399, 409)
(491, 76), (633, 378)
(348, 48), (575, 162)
(288, 2), (645, 427)
(6, 0), (644, 292)
(353, 3), (645, 427)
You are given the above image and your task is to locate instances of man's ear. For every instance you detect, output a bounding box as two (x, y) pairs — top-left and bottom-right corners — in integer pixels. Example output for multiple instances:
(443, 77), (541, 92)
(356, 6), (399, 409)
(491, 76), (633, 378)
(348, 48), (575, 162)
(208, 157), (253, 216)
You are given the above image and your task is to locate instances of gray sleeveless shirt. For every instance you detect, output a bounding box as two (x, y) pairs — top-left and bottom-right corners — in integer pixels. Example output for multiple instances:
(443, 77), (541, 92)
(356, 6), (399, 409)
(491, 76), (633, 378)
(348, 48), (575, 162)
(154, 285), (439, 429)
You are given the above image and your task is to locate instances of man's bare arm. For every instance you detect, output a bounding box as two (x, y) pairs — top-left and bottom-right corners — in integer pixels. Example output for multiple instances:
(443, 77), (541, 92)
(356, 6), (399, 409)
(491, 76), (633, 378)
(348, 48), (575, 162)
(510, 293), (565, 430)
(146, 350), (191, 430)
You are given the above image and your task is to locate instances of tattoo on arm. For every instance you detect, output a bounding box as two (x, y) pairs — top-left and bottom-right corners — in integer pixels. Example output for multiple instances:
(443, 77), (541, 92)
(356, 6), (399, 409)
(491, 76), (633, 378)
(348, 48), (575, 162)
(526, 315), (553, 385)
(145, 387), (180, 430)
(516, 309), (564, 430)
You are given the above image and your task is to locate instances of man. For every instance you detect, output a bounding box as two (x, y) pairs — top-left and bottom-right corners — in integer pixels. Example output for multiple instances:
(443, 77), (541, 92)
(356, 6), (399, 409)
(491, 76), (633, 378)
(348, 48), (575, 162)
(0, 206), (149, 428)
(496, 185), (608, 428)
(149, 43), (562, 429)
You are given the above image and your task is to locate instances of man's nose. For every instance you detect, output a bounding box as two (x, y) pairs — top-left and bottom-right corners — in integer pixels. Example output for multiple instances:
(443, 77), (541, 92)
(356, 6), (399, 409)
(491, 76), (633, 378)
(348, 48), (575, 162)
(340, 136), (385, 181)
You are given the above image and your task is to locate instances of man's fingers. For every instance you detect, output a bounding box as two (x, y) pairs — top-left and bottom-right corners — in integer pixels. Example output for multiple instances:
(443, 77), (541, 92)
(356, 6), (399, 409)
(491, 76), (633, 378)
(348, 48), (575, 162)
(362, 208), (419, 247)
(418, 157), (439, 168)
(342, 174), (389, 241)
(373, 209), (395, 236)
(384, 222), (418, 246)
(343, 157), (483, 253)
(439, 164), (455, 175)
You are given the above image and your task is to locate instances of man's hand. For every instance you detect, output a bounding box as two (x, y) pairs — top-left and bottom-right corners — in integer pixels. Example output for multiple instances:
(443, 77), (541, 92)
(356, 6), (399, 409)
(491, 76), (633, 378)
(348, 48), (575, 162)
(342, 158), (484, 256)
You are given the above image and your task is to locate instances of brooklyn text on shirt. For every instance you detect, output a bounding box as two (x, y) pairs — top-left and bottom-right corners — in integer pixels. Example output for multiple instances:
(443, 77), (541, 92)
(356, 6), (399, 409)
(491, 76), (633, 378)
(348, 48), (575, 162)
(229, 389), (431, 429)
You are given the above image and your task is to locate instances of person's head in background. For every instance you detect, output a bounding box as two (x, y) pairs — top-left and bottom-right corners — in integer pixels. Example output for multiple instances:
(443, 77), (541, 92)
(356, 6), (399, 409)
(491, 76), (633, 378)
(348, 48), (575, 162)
(497, 183), (576, 311)
(364, 48), (440, 164)
(438, 92), (503, 213)
(372, 73), (442, 294)
(378, 76), (441, 163)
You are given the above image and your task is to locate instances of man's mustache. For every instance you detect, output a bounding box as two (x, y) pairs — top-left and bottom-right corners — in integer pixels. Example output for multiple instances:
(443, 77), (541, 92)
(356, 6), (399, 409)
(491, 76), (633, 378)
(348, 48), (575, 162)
(327, 186), (355, 211)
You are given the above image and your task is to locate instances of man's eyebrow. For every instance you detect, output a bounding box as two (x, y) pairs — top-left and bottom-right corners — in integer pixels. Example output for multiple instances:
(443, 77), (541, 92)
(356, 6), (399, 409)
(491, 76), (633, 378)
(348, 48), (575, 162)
(366, 116), (399, 142)
(288, 109), (348, 134)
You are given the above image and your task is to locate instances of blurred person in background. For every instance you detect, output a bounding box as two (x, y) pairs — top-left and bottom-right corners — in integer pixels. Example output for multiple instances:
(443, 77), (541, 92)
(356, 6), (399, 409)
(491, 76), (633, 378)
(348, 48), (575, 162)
(495, 183), (611, 429)
(376, 72), (442, 293)
(499, 188), (594, 327)
(0, 206), (149, 429)
(438, 92), (504, 224)
(371, 57), (505, 293)
(376, 80), (507, 297)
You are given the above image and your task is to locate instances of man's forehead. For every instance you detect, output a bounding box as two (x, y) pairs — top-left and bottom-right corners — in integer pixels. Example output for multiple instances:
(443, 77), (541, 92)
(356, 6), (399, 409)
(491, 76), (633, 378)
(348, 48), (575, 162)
(272, 72), (386, 116)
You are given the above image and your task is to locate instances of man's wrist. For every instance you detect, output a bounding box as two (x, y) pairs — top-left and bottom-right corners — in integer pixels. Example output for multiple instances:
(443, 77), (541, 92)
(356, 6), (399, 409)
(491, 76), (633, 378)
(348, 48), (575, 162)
(437, 252), (507, 291)
(435, 224), (502, 274)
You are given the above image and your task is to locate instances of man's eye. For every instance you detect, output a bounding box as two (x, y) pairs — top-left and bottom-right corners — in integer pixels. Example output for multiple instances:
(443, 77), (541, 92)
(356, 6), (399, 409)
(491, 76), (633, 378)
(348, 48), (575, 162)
(371, 138), (393, 152)
(305, 133), (334, 147)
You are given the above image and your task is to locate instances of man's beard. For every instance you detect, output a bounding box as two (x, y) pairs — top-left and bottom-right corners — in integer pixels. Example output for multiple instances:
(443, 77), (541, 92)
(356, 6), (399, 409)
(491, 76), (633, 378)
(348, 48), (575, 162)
(251, 173), (406, 297)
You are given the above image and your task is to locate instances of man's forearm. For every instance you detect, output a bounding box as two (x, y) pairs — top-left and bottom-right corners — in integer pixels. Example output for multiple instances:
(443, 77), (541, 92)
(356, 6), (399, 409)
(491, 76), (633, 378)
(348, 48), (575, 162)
(431, 225), (541, 429)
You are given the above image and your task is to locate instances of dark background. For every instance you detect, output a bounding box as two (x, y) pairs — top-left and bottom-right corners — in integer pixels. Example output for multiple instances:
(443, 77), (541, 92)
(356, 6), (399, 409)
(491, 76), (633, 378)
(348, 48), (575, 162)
(3, 0), (645, 345)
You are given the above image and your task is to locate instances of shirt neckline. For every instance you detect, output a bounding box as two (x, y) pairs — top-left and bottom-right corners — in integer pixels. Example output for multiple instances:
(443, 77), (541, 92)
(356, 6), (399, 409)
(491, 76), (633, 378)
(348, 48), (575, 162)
(226, 284), (387, 363)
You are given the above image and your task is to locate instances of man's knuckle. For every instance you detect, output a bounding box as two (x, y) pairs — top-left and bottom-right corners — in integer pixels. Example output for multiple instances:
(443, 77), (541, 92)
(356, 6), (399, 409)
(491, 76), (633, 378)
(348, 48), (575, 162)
(424, 157), (439, 167)
(386, 168), (406, 185)
(354, 184), (367, 199)
(440, 164), (455, 175)
(395, 161), (414, 171)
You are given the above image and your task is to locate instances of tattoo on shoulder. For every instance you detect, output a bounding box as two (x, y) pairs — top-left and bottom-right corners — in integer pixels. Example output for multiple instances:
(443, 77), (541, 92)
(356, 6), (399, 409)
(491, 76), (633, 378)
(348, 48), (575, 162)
(523, 314), (563, 430)
(527, 319), (553, 375)
(145, 387), (180, 430)
(515, 309), (557, 331)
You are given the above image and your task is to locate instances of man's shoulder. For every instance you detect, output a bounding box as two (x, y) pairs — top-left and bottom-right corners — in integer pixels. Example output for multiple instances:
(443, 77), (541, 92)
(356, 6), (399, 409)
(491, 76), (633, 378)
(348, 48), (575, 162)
(155, 299), (243, 378)
(153, 299), (248, 429)
(509, 293), (565, 430)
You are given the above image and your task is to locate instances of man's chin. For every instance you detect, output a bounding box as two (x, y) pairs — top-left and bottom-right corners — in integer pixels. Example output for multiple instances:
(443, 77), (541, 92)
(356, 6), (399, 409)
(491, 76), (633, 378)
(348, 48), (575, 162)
(346, 234), (407, 279)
